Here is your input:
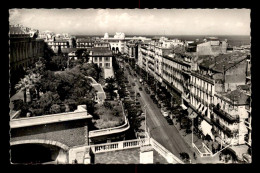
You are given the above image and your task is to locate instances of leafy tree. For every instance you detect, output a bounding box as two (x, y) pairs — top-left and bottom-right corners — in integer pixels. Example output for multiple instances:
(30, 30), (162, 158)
(49, 104), (61, 114)
(38, 91), (61, 114)
(104, 83), (117, 100)
(75, 49), (86, 59)
(57, 45), (62, 55)
(12, 99), (24, 111)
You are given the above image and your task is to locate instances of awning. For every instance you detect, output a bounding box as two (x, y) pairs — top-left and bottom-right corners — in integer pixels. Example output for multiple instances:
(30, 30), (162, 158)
(202, 106), (207, 116)
(200, 120), (214, 140)
(187, 107), (193, 115)
(196, 102), (201, 109)
(188, 107), (198, 119)
(198, 104), (204, 112)
(180, 104), (187, 110)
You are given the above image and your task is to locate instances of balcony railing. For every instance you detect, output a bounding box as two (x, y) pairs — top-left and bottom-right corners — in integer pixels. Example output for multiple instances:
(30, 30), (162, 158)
(90, 138), (149, 153)
(213, 106), (239, 123)
(211, 118), (238, 137)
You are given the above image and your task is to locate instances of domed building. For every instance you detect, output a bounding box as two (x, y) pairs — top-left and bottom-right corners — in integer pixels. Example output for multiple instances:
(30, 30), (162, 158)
(104, 33), (109, 39)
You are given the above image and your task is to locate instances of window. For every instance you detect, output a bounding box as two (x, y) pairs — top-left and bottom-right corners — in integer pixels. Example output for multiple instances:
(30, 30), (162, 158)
(99, 63), (102, 67)
(105, 57), (109, 61)
(94, 57), (97, 62)
(105, 63), (110, 67)
(99, 57), (102, 61)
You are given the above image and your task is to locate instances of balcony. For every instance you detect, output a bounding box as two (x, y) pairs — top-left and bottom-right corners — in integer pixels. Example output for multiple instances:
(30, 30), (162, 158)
(211, 118), (238, 137)
(213, 106), (239, 123)
(244, 119), (251, 130)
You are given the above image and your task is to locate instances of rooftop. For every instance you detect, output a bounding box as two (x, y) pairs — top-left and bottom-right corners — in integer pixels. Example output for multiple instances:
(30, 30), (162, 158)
(237, 85), (250, 91)
(77, 38), (94, 43)
(54, 38), (68, 42)
(54, 48), (79, 54)
(94, 147), (169, 164)
(9, 26), (29, 35)
(221, 89), (249, 105)
(198, 52), (248, 73)
(90, 47), (113, 56)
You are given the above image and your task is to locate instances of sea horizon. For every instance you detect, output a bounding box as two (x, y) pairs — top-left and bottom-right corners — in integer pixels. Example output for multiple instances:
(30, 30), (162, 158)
(73, 34), (250, 46)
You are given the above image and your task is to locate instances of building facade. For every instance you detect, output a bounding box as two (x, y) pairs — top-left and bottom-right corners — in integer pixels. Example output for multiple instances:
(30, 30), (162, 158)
(136, 36), (251, 155)
(88, 48), (113, 69)
(9, 25), (45, 71)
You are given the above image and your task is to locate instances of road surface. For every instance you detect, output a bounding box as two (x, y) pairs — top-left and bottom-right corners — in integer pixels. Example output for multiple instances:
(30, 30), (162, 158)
(125, 65), (196, 162)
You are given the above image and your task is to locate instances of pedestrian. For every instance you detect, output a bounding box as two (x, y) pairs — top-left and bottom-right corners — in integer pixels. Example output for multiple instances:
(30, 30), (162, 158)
(193, 152), (197, 160)
(219, 153), (222, 161)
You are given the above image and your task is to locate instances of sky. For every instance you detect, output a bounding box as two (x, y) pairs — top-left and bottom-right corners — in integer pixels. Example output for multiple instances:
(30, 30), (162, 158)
(9, 9), (250, 36)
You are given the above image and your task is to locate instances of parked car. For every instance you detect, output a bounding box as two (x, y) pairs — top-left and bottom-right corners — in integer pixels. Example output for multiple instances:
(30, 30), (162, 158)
(179, 152), (191, 163)
(145, 88), (150, 94)
(165, 117), (173, 125)
(137, 92), (141, 97)
(132, 82), (135, 86)
(139, 87), (143, 91)
(163, 112), (169, 117)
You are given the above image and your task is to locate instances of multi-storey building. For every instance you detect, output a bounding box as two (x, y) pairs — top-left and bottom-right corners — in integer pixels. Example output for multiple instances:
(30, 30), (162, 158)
(9, 25), (45, 70)
(125, 41), (138, 59)
(76, 38), (94, 48)
(88, 47), (113, 69)
(196, 37), (228, 56)
(211, 89), (249, 145)
(93, 41), (111, 50)
(136, 36), (251, 159)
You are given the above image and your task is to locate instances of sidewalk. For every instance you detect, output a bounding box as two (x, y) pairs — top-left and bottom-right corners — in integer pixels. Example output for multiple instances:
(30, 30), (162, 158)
(172, 118), (227, 164)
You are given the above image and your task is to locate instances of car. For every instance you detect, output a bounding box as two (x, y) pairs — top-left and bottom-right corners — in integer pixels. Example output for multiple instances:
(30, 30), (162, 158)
(145, 88), (150, 94)
(166, 117), (173, 125)
(137, 93), (141, 97)
(139, 87), (143, 91)
(179, 152), (191, 163)
(157, 104), (161, 108)
(135, 101), (141, 105)
(163, 112), (168, 117)
(132, 83), (135, 86)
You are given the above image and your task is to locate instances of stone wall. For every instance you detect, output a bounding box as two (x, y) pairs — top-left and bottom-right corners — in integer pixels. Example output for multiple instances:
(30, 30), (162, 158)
(10, 119), (90, 147)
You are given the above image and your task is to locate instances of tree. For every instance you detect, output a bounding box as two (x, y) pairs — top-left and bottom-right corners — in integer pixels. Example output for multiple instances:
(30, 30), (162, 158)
(58, 45), (62, 55)
(105, 77), (116, 84)
(15, 75), (34, 103)
(75, 49), (86, 60)
(49, 104), (61, 114)
(12, 99), (24, 111)
(104, 83), (117, 100)
(38, 91), (61, 114)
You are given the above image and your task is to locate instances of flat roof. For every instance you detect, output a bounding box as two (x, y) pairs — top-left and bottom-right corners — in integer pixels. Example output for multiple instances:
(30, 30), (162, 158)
(10, 111), (92, 129)
(94, 147), (169, 164)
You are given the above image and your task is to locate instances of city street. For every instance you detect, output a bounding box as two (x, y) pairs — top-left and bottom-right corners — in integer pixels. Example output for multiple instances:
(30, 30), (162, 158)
(125, 65), (196, 162)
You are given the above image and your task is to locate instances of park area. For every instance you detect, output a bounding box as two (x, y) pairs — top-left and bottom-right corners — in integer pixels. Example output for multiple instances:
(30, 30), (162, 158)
(92, 101), (125, 129)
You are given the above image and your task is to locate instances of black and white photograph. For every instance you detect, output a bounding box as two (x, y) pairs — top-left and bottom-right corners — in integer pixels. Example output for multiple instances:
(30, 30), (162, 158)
(9, 9), (251, 164)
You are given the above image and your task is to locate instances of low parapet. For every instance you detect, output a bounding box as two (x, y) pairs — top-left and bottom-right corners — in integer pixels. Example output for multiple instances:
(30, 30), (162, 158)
(10, 105), (92, 129)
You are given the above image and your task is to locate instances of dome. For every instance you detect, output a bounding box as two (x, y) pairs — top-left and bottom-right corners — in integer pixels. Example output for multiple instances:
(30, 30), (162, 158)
(104, 33), (109, 39)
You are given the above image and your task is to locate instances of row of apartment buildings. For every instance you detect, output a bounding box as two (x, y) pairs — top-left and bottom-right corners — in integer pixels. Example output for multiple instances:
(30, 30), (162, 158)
(125, 36), (251, 158)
